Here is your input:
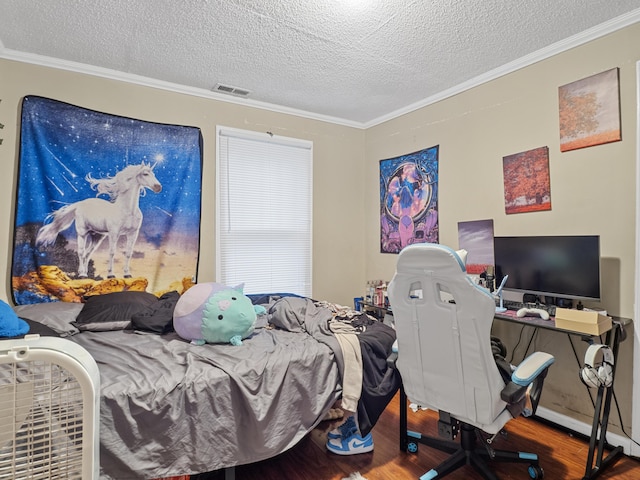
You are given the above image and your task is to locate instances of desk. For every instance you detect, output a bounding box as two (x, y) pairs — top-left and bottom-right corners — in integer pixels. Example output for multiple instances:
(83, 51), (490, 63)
(494, 310), (629, 480)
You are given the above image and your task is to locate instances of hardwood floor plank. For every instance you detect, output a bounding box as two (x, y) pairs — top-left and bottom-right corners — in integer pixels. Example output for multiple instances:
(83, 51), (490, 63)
(195, 392), (640, 479)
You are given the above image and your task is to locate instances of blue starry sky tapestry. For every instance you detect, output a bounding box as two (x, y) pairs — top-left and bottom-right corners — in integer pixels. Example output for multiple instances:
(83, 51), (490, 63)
(12, 96), (202, 304)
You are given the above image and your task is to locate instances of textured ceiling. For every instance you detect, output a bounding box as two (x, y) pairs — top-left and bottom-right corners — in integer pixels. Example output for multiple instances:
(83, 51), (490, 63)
(2, 1), (640, 126)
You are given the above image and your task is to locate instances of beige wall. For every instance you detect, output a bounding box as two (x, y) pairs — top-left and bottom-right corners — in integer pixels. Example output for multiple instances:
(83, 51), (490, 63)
(365, 24), (639, 434)
(0, 58), (366, 307)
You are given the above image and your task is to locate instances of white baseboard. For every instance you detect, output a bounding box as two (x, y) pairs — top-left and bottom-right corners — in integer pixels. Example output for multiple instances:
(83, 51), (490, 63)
(536, 406), (632, 455)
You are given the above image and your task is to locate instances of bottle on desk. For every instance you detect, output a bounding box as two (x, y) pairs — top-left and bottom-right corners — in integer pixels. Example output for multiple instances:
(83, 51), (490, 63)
(375, 280), (388, 306)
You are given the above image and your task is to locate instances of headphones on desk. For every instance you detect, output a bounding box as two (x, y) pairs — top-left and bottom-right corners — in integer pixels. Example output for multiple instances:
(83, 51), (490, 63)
(580, 344), (614, 388)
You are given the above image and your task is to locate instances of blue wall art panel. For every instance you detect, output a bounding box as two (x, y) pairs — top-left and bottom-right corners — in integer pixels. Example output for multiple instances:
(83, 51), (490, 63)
(12, 96), (202, 304)
(379, 145), (439, 253)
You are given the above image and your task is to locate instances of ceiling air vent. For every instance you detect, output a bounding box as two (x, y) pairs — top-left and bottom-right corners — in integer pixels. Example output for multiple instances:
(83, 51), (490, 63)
(213, 83), (251, 97)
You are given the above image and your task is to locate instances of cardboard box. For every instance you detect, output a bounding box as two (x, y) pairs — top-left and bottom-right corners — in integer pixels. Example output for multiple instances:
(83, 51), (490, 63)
(554, 308), (612, 335)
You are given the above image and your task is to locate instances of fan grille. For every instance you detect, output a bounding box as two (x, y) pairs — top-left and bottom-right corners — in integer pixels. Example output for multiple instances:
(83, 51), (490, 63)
(0, 359), (85, 480)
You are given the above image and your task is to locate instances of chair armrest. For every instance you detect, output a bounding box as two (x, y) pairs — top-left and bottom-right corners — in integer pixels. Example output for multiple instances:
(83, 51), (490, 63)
(511, 351), (555, 386)
(500, 352), (555, 406)
(501, 382), (527, 404)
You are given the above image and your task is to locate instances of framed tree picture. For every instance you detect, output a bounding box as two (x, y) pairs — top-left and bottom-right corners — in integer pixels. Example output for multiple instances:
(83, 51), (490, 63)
(502, 146), (551, 215)
(559, 67), (621, 152)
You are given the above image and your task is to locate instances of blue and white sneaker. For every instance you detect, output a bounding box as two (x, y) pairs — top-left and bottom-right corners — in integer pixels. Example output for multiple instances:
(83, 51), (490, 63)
(327, 415), (357, 440)
(326, 431), (374, 455)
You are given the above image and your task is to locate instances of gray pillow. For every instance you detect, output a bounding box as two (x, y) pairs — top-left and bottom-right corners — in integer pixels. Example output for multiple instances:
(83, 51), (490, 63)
(13, 302), (84, 337)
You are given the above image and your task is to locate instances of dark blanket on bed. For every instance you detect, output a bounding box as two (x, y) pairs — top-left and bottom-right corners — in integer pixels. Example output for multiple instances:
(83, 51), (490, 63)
(267, 296), (400, 436)
(353, 316), (401, 436)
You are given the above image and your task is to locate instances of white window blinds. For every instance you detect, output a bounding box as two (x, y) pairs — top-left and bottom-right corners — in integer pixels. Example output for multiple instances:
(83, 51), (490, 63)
(216, 126), (313, 297)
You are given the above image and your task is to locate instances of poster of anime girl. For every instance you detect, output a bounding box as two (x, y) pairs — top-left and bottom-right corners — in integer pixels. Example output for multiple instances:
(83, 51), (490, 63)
(11, 96), (202, 304)
(379, 146), (439, 253)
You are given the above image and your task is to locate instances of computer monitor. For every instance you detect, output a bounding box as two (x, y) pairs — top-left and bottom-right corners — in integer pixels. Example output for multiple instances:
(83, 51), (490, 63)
(493, 235), (601, 304)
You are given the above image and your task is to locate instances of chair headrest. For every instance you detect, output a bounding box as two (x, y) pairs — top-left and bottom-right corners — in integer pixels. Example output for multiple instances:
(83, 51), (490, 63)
(396, 243), (467, 277)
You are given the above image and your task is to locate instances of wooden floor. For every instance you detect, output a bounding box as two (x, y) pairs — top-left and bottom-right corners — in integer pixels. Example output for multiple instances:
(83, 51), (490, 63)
(195, 392), (639, 480)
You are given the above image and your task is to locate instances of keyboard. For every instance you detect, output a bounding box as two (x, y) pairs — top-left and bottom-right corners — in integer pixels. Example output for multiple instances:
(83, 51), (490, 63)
(498, 299), (556, 317)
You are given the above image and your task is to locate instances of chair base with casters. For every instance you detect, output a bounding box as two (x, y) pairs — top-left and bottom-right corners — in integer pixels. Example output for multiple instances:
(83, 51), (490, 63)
(399, 387), (544, 480)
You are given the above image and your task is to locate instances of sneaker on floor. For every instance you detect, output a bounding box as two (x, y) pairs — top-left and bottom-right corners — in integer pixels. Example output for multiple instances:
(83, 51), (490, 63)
(326, 432), (374, 455)
(327, 415), (357, 440)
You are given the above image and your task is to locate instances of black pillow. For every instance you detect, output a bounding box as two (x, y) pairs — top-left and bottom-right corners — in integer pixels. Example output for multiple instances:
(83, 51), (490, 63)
(131, 290), (180, 334)
(73, 291), (159, 332)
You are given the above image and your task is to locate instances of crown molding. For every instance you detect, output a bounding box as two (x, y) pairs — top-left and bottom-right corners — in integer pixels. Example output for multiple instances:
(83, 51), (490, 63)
(2, 9), (639, 130)
(0, 48), (363, 129)
(364, 10), (640, 128)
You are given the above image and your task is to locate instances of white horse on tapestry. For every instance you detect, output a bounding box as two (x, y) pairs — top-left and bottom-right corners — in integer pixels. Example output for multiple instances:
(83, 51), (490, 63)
(36, 162), (162, 278)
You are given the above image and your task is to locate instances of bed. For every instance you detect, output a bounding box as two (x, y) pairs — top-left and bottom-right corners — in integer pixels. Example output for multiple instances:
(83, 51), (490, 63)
(9, 293), (399, 480)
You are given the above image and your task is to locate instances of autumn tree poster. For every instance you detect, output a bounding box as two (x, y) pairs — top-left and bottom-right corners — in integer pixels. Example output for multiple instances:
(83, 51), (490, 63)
(559, 68), (621, 152)
(502, 146), (551, 215)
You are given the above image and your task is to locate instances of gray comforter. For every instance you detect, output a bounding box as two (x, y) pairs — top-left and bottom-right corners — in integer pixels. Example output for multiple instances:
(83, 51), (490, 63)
(70, 297), (342, 479)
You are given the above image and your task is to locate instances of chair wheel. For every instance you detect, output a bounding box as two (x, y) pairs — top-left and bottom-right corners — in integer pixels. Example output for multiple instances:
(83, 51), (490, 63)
(407, 441), (418, 453)
(528, 464), (544, 479)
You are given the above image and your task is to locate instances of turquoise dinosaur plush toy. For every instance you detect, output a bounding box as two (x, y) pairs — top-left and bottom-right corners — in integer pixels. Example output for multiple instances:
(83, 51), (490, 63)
(173, 282), (266, 346)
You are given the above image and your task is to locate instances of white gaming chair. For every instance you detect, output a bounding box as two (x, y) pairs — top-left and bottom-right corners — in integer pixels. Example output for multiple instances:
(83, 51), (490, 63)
(387, 243), (554, 480)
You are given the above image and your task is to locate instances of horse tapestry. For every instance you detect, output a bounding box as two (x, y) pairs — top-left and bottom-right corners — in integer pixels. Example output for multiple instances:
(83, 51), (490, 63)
(379, 146), (439, 254)
(12, 96), (203, 304)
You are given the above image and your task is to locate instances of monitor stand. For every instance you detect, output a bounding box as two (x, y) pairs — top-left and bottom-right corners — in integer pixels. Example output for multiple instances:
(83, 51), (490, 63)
(494, 275), (508, 313)
(495, 295), (507, 313)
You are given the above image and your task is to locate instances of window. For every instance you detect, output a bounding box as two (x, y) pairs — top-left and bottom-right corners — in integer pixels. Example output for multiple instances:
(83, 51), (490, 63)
(216, 126), (313, 296)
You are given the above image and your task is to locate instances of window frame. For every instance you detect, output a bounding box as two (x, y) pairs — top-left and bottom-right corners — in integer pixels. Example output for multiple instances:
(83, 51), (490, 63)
(215, 125), (313, 297)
